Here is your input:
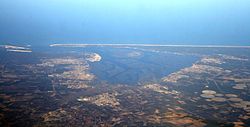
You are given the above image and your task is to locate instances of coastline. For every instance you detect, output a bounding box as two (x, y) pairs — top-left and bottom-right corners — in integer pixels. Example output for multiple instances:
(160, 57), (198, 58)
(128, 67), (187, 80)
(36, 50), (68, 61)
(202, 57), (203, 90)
(49, 43), (250, 48)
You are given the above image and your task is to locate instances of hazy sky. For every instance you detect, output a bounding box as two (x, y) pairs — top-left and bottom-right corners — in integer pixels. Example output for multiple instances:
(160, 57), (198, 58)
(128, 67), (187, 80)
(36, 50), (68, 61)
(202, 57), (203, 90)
(0, 0), (250, 45)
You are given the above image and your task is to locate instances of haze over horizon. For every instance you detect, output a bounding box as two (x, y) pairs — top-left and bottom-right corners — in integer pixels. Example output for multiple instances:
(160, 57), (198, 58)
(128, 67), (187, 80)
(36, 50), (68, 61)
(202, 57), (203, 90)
(0, 0), (250, 46)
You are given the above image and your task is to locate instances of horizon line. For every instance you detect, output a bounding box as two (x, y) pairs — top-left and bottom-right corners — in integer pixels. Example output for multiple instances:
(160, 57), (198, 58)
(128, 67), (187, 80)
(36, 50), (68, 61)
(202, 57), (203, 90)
(49, 43), (250, 48)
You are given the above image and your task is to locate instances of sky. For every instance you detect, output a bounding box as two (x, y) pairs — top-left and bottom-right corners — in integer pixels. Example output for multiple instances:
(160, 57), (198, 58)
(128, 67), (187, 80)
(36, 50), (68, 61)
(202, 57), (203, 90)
(0, 0), (250, 46)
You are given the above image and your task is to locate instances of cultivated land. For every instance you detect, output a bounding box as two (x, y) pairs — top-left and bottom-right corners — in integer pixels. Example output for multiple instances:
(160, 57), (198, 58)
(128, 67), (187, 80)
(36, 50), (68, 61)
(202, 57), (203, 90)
(0, 44), (250, 126)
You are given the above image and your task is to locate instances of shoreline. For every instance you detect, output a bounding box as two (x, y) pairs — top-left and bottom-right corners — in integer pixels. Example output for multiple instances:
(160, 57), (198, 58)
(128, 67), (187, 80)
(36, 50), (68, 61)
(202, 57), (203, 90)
(49, 43), (250, 48)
